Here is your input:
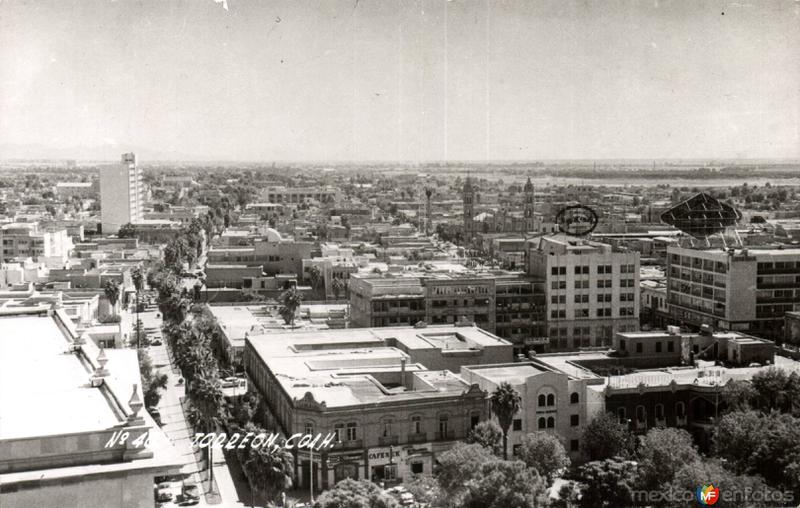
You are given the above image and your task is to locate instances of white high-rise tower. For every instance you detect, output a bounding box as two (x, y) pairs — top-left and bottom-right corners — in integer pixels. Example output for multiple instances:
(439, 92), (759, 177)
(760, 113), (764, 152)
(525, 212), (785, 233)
(100, 153), (142, 234)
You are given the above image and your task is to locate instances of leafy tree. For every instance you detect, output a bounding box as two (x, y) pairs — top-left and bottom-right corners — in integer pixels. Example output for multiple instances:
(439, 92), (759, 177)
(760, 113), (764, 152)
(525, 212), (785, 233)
(314, 478), (398, 508)
(751, 367), (799, 414)
(664, 459), (779, 508)
(131, 266), (144, 346)
(466, 419), (503, 457)
(435, 442), (496, 504)
(461, 460), (549, 508)
(404, 475), (444, 507)
(636, 427), (699, 490)
(517, 432), (570, 484)
(581, 412), (635, 461)
(278, 288), (303, 326)
(714, 410), (800, 493)
(574, 458), (638, 508)
(721, 379), (757, 413)
(490, 382), (522, 460)
(117, 223), (137, 238)
(103, 279), (121, 317)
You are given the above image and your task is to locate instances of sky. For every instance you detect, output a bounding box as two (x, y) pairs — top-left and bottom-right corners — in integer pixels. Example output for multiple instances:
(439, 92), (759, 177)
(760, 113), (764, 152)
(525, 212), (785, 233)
(1, 0), (798, 161)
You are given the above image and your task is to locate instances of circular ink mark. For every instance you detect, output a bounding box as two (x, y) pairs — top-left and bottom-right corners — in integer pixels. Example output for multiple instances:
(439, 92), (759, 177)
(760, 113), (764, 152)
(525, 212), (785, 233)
(555, 205), (599, 236)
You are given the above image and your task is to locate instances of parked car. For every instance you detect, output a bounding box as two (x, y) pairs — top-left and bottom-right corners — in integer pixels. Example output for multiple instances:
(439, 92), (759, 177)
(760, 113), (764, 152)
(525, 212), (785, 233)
(155, 482), (173, 502)
(148, 407), (162, 426)
(150, 338), (163, 346)
(181, 479), (200, 504)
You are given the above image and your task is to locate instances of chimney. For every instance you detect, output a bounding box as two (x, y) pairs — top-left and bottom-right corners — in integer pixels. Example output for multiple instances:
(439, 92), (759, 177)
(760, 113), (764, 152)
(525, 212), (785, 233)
(400, 357), (407, 389)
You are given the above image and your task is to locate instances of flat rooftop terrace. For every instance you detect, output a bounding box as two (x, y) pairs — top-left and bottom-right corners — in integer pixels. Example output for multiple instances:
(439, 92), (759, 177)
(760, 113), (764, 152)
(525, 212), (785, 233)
(0, 314), (119, 440)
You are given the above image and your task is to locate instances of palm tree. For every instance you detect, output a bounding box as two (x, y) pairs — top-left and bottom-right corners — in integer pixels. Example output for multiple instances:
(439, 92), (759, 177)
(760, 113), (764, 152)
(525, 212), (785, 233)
(241, 425), (294, 504)
(279, 288), (303, 326)
(491, 382), (522, 460)
(189, 374), (224, 491)
(104, 279), (121, 318)
(131, 267), (144, 348)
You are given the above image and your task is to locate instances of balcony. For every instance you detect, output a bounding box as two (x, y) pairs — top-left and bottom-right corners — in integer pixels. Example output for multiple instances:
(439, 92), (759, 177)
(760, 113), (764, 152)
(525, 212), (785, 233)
(379, 435), (399, 446)
(435, 430), (455, 441)
(407, 433), (427, 444)
(333, 439), (363, 450)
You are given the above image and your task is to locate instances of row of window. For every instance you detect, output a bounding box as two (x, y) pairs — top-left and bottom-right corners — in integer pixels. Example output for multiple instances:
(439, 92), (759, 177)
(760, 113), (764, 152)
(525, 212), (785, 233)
(326, 414), (453, 442)
(551, 264), (636, 276)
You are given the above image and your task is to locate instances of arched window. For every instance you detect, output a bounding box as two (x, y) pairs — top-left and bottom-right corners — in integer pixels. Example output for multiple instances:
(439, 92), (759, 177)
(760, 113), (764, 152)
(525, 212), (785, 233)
(655, 404), (664, 420)
(538, 394), (546, 407)
(617, 407), (626, 423)
(676, 401), (686, 418)
(547, 394), (555, 406)
(636, 405), (646, 422)
(546, 417), (555, 428)
(570, 392), (579, 404)
(538, 417), (546, 429)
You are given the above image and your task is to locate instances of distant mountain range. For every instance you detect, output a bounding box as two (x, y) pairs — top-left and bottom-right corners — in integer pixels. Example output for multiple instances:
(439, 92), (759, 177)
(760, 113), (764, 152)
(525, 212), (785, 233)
(0, 143), (200, 162)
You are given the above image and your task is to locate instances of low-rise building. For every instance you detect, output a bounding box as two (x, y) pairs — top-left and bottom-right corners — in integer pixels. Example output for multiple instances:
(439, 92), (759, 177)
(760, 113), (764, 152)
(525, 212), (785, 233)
(0, 307), (182, 507)
(243, 325), (512, 488)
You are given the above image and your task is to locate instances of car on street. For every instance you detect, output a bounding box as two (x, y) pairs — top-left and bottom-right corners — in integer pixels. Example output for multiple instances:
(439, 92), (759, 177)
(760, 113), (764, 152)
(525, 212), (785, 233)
(148, 407), (162, 426)
(181, 479), (200, 505)
(151, 338), (163, 346)
(155, 482), (173, 503)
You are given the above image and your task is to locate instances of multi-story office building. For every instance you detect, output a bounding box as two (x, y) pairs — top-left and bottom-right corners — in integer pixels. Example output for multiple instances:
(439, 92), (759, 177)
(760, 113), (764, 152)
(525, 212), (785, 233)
(243, 325), (512, 489)
(666, 245), (800, 340)
(349, 269), (547, 355)
(100, 153), (143, 234)
(0, 222), (73, 264)
(527, 235), (640, 351)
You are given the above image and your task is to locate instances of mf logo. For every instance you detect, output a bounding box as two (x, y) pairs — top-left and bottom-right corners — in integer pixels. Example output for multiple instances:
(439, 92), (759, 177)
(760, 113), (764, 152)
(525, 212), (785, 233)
(696, 484), (720, 505)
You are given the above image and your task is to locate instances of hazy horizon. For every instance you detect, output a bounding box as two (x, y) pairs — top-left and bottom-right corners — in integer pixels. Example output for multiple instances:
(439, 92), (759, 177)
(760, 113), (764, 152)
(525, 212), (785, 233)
(2, 0), (799, 162)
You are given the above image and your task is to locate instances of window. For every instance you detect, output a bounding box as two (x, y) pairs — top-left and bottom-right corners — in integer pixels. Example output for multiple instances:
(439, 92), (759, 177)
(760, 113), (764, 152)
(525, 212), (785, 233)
(438, 415), (449, 435)
(411, 462), (424, 475)
(570, 392), (579, 404)
(538, 394), (546, 407)
(382, 418), (394, 437)
(511, 418), (522, 431)
(346, 422), (358, 441)
(667, 341), (674, 353)
(470, 414), (480, 429)
(551, 266), (566, 275)
(655, 342), (662, 353)
(412, 415), (423, 434)
(547, 394), (555, 406)
(655, 404), (664, 420)
(305, 422), (314, 436)
(570, 415), (579, 427)
(676, 402), (686, 418)
(570, 439), (579, 452)
(334, 423), (344, 442)
(617, 407), (626, 423)
(538, 417), (546, 429)
(547, 417), (555, 428)
(636, 406), (646, 422)
(635, 342), (643, 353)
(513, 444), (522, 456)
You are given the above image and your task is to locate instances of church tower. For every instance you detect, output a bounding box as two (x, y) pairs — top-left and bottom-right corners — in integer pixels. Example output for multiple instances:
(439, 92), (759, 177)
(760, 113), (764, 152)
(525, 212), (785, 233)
(523, 176), (535, 231)
(463, 176), (475, 240)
